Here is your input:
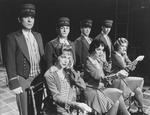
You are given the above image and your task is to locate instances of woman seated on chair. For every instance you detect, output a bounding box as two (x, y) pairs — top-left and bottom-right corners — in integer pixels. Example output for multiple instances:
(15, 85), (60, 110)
(83, 39), (131, 115)
(44, 44), (92, 115)
(111, 37), (147, 114)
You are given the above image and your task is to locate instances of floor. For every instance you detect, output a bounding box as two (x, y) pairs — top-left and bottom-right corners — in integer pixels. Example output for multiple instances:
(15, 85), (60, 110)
(0, 66), (19, 115)
(0, 66), (150, 115)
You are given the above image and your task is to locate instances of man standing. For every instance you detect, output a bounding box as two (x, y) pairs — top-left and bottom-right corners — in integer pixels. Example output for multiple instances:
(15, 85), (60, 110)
(5, 4), (45, 115)
(95, 19), (114, 62)
(45, 17), (76, 69)
(74, 19), (93, 72)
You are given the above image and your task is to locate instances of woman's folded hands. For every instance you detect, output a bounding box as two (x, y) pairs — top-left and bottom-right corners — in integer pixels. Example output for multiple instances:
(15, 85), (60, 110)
(76, 102), (92, 114)
(116, 70), (129, 79)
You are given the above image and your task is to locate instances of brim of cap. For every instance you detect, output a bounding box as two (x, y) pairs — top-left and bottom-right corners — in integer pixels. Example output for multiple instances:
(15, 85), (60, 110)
(82, 24), (92, 27)
(58, 23), (70, 27)
(103, 25), (112, 28)
(20, 12), (36, 17)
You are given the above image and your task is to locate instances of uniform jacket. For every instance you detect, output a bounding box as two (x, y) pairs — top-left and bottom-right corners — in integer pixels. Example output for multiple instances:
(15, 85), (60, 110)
(45, 37), (76, 69)
(95, 33), (114, 62)
(74, 35), (92, 71)
(5, 30), (45, 90)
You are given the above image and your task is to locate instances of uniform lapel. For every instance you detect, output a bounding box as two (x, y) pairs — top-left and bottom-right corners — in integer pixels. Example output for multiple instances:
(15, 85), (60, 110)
(81, 35), (90, 49)
(101, 34), (108, 46)
(15, 30), (30, 62)
(32, 31), (44, 56)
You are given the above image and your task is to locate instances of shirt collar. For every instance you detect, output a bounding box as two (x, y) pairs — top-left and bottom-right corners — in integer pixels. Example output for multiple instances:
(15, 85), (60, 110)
(88, 56), (97, 65)
(81, 33), (89, 39)
(81, 33), (91, 44)
(22, 29), (31, 36)
(101, 31), (108, 37)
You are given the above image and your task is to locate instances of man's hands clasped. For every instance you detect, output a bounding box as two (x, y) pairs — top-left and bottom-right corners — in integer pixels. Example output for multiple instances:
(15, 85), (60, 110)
(12, 87), (23, 94)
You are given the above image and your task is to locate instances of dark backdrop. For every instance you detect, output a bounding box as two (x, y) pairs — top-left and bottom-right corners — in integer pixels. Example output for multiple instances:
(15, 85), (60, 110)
(0, 0), (150, 83)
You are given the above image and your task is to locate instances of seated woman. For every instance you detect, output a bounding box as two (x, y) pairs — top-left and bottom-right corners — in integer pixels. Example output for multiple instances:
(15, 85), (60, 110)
(111, 37), (146, 114)
(44, 44), (92, 115)
(83, 39), (131, 115)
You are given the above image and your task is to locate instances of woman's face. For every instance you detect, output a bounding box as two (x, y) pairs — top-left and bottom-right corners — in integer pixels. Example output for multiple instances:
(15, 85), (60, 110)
(94, 44), (105, 58)
(59, 26), (70, 38)
(118, 43), (128, 54)
(57, 51), (71, 69)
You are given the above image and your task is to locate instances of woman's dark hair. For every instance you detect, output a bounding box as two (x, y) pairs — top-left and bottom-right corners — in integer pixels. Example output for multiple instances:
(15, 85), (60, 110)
(89, 39), (105, 54)
(114, 37), (128, 51)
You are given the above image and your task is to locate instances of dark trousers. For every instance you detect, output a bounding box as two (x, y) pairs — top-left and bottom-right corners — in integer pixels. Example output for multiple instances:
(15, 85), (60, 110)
(16, 76), (34, 115)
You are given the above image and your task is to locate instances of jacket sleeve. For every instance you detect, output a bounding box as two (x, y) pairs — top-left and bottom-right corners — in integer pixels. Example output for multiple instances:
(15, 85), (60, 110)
(124, 54), (138, 71)
(38, 34), (46, 74)
(45, 42), (54, 69)
(74, 39), (83, 71)
(70, 41), (76, 66)
(5, 35), (20, 90)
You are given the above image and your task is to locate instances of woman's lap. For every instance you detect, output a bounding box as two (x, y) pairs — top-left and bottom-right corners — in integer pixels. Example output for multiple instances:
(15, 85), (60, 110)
(111, 76), (144, 98)
(103, 88), (122, 103)
(84, 87), (120, 114)
(125, 77), (144, 90)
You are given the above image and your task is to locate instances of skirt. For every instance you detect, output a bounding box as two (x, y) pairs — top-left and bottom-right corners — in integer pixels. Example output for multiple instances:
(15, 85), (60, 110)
(84, 87), (122, 114)
(110, 76), (144, 98)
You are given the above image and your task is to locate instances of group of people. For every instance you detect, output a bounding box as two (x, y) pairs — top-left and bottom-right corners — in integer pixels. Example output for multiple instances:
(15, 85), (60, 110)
(5, 3), (147, 115)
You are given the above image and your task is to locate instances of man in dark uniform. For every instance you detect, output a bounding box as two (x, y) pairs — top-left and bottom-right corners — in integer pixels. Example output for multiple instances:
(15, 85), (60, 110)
(74, 19), (93, 72)
(45, 17), (76, 69)
(95, 19), (114, 63)
(5, 3), (45, 115)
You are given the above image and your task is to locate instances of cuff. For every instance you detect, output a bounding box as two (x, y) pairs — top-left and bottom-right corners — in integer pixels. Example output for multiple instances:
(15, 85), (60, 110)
(9, 78), (20, 90)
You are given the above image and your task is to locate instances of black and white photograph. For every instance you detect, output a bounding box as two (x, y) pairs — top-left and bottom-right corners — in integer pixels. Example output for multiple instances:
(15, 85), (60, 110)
(0, 0), (150, 115)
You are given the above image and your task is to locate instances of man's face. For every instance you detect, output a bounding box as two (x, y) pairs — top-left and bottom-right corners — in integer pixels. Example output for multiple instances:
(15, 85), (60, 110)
(102, 26), (111, 35)
(58, 26), (70, 38)
(81, 27), (91, 37)
(19, 16), (35, 30)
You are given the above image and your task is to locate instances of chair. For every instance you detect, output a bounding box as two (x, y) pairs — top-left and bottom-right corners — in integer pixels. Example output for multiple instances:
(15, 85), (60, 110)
(26, 80), (46, 115)
(25, 72), (49, 115)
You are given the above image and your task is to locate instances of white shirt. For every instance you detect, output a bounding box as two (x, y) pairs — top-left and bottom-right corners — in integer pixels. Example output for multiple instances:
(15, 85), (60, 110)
(59, 37), (70, 45)
(22, 30), (40, 77)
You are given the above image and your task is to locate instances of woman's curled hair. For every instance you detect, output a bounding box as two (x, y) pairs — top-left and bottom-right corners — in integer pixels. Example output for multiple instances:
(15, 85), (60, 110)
(54, 43), (73, 58)
(89, 39), (105, 54)
(114, 37), (128, 51)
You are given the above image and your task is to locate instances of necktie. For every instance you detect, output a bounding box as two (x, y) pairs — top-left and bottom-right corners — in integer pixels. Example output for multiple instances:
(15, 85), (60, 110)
(87, 37), (91, 44)
(85, 37), (91, 44)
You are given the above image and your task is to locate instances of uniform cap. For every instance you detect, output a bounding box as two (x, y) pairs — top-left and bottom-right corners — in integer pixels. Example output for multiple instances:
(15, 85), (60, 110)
(80, 19), (92, 28)
(19, 3), (36, 17)
(57, 17), (70, 27)
(102, 19), (113, 28)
